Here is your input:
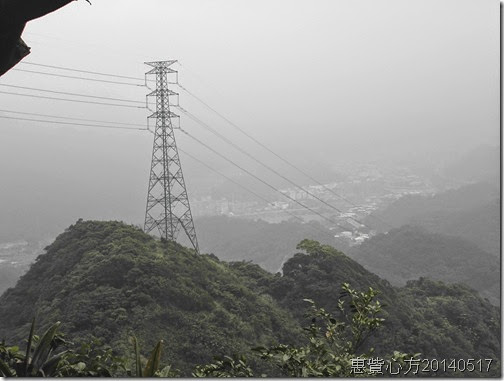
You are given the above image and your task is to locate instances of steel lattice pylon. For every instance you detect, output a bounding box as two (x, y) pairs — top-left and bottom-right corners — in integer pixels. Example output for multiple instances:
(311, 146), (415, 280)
(143, 60), (199, 252)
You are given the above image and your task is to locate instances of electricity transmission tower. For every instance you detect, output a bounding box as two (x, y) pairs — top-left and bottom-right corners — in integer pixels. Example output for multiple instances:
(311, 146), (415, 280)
(143, 60), (199, 252)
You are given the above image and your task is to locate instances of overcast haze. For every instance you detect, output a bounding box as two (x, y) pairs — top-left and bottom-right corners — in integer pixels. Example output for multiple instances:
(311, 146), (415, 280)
(0, 0), (499, 238)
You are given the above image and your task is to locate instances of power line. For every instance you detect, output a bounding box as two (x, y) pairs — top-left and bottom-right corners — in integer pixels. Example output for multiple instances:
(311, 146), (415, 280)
(0, 84), (144, 104)
(19, 61), (145, 81)
(10, 60), (392, 231)
(180, 122), (411, 258)
(0, 115), (148, 131)
(178, 85), (350, 202)
(0, 90), (146, 109)
(180, 119), (408, 259)
(0, 109), (146, 128)
(177, 106), (370, 228)
(176, 63), (226, 98)
(178, 83), (395, 230)
(180, 140), (407, 266)
(11, 68), (145, 87)
(179, 147), (334, 237)
(15, 60), (373, 228)
(3, 56), (385, 248)
(180, 129), (346, 229)
(180, 142), (392, 272)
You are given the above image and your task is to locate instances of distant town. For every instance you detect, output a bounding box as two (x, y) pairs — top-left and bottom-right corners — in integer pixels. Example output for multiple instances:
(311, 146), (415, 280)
(192, 162), (439, 246)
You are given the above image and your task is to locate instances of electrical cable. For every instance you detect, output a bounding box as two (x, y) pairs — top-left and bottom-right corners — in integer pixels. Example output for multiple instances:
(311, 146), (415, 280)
(0, 109), (146, 128)
(9, 60), (393, 231)
(0, 115), (148, 131)
(11, 68), (145, 87)
(19, 61), (156, 84)
(0, 90), (147, 109)
(9, 63), (392, 227)
(178, 147), (335, 238)
(180, 128), (347, 230)
(179, 137), (407, 264)
(0, 84), (145, 104)
(176, 62), (226, 98)
(177, 106), (369, 229)
(180, 139), (389, 268)
(11, 62), (386, 230)
(177, 83), (395, 230)
(19, 61), (145, 81)
(179, 111), (411, 255)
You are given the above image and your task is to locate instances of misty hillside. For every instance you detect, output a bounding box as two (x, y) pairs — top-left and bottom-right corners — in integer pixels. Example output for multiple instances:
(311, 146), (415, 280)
(0, 220), (500, 376)
(364, 182), (500, 255)
(409, 198), (500, 256)
(442, 145), (499, 184)
(0, 268), (23, 299)
(348, 225), (499, 305)
(0, 240), (52, 296)
(196, 216), (335, 272)
(0, 220), (300, 375)
(264, 241), (499, 366)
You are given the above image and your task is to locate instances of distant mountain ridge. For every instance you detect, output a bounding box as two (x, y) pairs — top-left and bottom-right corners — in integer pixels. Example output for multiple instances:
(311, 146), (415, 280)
(349, 225), (499, 305)
(196, 216), (335, 272)
(442, 145), (499, 184)
(364, 182), (500, 256)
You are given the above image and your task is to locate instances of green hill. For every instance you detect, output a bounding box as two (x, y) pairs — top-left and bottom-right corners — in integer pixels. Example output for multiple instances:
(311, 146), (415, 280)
(0, 220), (500, 376)
(395, 198), (500, 257)
(0, 268), (23, 298)
(0, 220), (300, 375)
(246, 240), (500, 372)
(348, 225), (499, 305)
(364, 182), (500, 256)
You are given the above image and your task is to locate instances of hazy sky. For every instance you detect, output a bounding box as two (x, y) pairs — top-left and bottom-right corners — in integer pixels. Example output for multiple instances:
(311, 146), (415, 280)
(0, 0), (500, 236)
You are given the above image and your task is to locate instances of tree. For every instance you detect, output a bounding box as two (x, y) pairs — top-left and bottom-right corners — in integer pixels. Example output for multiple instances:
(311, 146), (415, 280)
(198, 283), (417, 377)
(252, 283), (388, 376)
(0, 284), (420, 378)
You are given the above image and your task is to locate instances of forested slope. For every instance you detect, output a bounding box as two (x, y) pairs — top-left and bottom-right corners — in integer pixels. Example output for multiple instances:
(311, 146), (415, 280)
(242, 240), (500, 373)
(0, 220), (300, 375)
(348, 225), (499, 305)
(364, 182), (500, 256)
(0, 221), (500, 376)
